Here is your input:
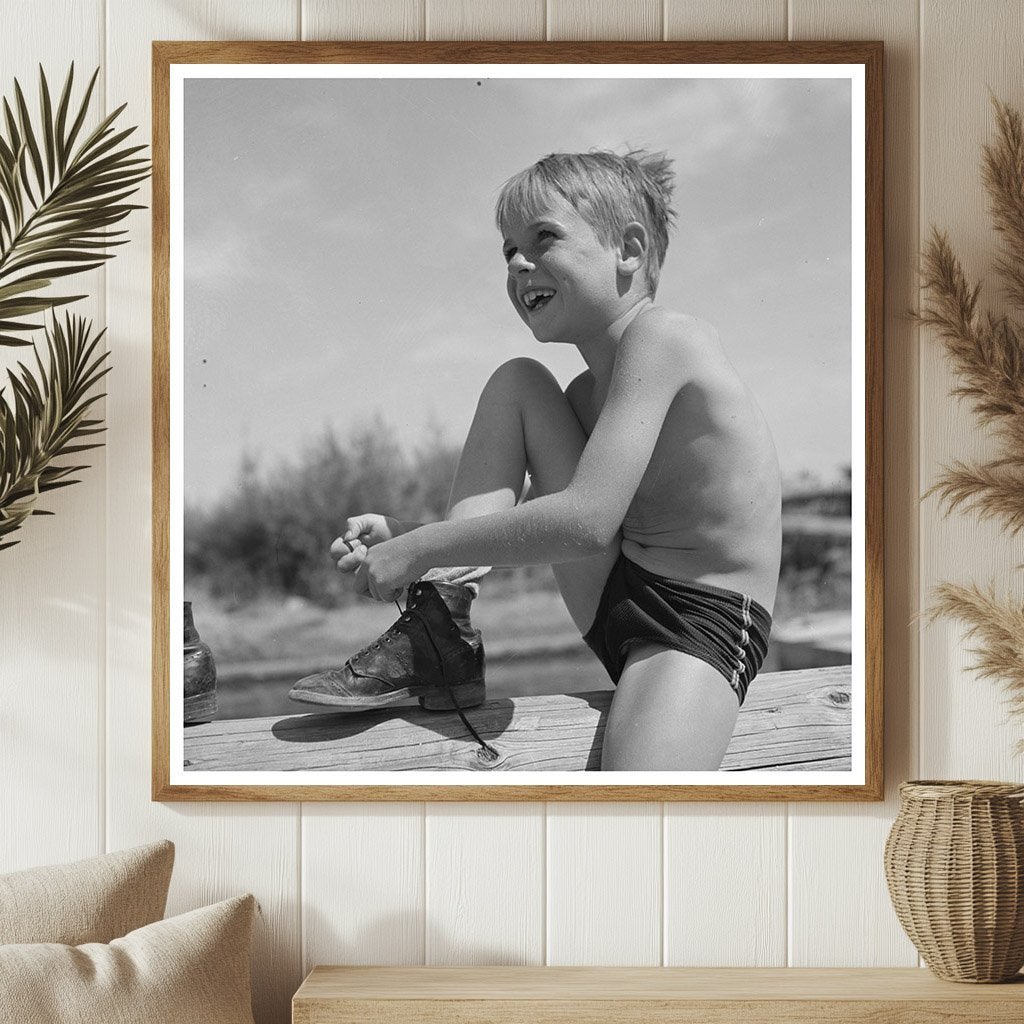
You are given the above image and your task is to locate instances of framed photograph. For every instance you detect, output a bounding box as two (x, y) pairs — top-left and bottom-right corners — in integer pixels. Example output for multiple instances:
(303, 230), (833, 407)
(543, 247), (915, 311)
(153, 41), (883, 801)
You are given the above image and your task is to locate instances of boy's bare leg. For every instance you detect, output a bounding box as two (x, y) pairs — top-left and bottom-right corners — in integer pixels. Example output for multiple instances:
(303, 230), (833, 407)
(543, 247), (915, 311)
(447, 359), (739, 770)
(446, 357), (619, 632)
(601, 644), (740, 771)
(291, 359), (613, 713)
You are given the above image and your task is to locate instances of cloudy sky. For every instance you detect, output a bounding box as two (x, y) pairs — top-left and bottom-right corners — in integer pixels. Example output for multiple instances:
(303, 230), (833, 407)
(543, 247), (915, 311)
(182, 73), (852, 508)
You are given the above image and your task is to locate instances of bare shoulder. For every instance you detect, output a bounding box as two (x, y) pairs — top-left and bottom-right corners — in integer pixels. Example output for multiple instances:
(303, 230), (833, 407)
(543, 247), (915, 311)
(617, 307), (720, 389)
(623, 305), (719, 355)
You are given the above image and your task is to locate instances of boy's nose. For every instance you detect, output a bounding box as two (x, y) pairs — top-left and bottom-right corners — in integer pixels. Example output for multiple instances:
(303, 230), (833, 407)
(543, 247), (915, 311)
(507, 251), (535, 274)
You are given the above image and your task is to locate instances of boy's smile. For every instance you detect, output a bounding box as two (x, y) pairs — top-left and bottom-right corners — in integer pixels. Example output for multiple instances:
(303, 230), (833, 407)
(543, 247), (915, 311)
(521, 286), (556, 312)
(501, 196), (643, 345)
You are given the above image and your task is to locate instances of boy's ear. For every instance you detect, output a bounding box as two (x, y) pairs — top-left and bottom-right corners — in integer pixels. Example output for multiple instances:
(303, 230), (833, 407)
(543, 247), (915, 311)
(617, 221), (647, 278)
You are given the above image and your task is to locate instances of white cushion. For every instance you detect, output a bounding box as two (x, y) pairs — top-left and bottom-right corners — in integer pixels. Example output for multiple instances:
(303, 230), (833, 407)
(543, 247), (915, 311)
(0, 894), (257, 1024)
(0, 840), (174, 945)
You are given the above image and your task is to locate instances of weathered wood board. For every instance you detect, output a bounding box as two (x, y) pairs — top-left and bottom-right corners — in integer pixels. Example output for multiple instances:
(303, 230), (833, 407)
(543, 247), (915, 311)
(184, 665), (852, 772)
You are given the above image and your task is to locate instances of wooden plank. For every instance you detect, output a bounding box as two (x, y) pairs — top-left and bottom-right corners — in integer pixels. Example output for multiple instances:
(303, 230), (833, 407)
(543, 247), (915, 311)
(294, 997), (1024, 1024)
(425, 804), (544, 964)
(0, 1), (106, 873)
(294, 964), (1024, 1000)
(427, 0), (544, 40)
(104, 7), (303, 1024)
(547, 0), (662, 41)
(182, 667), (853, 772)
(184, 693), (603, 772)
(303, 804), (426, 969)
(547, 805), (661, 964)
(787, 0), (921, 970)
(303, 0), (424, 39)
(293, 967), (1024, 1024)
(664, 0), (786, 40)
(918, 2), (1024, 775)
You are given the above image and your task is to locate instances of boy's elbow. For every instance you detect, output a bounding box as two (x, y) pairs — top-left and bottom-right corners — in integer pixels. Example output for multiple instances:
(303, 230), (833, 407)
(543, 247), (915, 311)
(571, 510), (620, 555)
(554, 489), (619, 555)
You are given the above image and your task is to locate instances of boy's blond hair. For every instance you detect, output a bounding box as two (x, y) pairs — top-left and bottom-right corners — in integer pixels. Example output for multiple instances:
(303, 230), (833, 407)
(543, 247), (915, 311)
(495, 149), (677, 294)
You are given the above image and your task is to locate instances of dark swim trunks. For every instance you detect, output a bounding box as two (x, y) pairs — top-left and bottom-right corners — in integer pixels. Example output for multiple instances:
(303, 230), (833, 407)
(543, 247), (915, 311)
(582, 555), (773, 705)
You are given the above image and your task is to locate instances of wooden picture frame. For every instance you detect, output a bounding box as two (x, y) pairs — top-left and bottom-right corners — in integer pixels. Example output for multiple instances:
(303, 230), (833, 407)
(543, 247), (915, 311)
(153, 40), (883, 801)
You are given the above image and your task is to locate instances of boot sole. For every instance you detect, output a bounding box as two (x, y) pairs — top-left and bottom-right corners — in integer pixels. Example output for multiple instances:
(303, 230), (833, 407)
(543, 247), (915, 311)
(289, 679), (485, 712)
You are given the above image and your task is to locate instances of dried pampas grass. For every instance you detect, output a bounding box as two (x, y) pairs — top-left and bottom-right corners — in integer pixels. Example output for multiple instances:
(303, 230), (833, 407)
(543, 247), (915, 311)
(931, 583), (1024, 716)
(920, 97), (1024, 736)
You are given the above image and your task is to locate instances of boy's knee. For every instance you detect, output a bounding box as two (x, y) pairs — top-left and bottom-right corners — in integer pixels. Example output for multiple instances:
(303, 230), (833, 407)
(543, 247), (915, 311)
(485, 357), (558, 397)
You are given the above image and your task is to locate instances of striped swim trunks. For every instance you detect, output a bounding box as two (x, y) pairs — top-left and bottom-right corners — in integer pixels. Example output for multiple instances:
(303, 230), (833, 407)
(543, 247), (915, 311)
(582, 554), (773, 705)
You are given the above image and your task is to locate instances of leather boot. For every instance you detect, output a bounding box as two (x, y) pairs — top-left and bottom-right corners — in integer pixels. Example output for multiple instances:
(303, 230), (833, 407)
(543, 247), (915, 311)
(289, 581), (485, 711)
(183, 601), (218, 724)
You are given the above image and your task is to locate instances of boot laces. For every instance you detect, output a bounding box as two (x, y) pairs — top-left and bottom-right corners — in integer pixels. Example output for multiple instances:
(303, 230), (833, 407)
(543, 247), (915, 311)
(394, 597), (498, 762)
(351, 611), (410, 661)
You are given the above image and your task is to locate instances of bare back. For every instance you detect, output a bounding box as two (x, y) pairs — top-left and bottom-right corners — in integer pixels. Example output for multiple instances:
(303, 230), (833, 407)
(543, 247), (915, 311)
(568, 311), (781, 611)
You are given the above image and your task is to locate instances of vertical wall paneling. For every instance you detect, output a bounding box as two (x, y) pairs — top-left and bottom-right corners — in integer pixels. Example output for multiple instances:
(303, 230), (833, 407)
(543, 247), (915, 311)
(664, 0), (786, 40)
(0, 0), (106, 874)
(426, 0), (545, 40)
(918, 0), (1024, 779)
(303, 0), (425, 40)
(547, 0), (663, 41)
(425, 803), (545, 964)
(302, 804), (426, 970)
(103, 4), (303, 1022)
(664, 805), (787, 966)
(547, 804), (662, 964)
(296, 12), (431, 986)
(787, 0), (921, 967)
(661, 3), (786, 969)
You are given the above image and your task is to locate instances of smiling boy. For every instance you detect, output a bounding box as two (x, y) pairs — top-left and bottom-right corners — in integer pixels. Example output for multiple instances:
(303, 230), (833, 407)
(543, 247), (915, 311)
(290, 150), (782, 771)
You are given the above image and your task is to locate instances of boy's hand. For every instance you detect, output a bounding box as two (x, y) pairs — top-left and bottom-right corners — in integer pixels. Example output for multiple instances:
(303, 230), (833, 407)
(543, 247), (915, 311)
(331, 514), (401, 573)
(355, 533), (425, 603)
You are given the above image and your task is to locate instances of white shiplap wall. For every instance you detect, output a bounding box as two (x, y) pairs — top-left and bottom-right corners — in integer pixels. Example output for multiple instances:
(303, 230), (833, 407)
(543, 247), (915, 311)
(2, 2), (1023, 1022)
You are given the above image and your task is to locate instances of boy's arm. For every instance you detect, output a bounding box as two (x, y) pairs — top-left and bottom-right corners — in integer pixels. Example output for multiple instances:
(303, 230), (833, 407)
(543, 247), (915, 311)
(397, 310), (692, 572)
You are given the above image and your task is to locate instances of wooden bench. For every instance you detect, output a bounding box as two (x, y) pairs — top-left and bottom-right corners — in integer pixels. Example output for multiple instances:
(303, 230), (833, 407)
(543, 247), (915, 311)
(291, 966), (1024, 1023)
(184, 665), (851, 772)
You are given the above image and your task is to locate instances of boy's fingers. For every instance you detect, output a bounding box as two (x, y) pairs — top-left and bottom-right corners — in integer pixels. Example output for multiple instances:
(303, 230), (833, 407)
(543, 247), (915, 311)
(336, 552), (365, 573)
(343, 515), (370, 541)
(331, 535), (362, 559)
(332, 533), (367, 566)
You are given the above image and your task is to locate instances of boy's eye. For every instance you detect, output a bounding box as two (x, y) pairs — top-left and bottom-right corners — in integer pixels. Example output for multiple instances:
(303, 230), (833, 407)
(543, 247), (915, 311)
(537, 229), (555, 241)
(503, 246), (516, 263)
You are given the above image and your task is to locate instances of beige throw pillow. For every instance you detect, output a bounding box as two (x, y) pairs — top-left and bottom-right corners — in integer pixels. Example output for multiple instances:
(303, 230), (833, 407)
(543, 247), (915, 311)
(0, 840), (174, 945)
(0, 893), (256, 1024)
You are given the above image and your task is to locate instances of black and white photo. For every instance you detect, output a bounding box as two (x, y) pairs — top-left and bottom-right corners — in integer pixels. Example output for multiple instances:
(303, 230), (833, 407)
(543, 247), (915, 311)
(154, 43), (882, 800)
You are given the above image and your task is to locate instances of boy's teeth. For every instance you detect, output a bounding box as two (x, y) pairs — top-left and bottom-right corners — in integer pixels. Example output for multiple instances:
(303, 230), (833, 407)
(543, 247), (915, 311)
(525, 289), (554, 309)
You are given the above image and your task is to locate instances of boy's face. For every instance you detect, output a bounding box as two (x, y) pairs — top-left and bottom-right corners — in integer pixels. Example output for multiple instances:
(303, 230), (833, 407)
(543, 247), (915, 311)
(501, 195), (637, 344)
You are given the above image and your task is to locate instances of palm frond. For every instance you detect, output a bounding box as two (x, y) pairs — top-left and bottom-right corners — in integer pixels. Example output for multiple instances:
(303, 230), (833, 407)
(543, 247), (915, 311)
(0, 312), (110, 549)
(0, 64), (149, 345)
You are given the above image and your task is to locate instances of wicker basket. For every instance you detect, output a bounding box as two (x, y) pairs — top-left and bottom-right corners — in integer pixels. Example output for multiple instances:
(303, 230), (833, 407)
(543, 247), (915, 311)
(884, 780), (1024, 982)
